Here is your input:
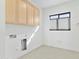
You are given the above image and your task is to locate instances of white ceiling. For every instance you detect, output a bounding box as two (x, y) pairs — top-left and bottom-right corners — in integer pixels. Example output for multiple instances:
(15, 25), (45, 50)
(32, 0), (71, 8)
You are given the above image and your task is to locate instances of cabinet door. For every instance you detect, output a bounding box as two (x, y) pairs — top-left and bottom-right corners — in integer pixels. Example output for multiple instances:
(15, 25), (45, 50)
(27, 2), (34, 25)
(6, 0), (17, 24)
(16, 0), (27, 25)
(33, 7), (39, 25)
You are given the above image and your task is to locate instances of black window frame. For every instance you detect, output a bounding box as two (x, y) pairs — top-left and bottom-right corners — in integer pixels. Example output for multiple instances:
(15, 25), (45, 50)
(49, 12), (71, 31)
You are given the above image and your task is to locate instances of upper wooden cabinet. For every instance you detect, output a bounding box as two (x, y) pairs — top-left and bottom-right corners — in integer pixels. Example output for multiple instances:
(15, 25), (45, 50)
(6, 0), (39, 26)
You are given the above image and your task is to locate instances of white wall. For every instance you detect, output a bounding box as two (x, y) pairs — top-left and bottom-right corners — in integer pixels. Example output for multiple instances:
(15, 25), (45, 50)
(5, 8), (43, 59)
(0, 0), (5, 59)
(42, 0), (79, 52)
(5, 0), (43, 58)
(5, 25), (42, 59)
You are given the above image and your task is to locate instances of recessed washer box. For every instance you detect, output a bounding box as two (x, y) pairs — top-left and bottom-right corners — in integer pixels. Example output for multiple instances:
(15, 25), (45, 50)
(21, 39), (27, 51)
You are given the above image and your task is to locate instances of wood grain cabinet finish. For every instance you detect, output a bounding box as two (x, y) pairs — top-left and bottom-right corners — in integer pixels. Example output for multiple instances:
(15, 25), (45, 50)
(27, 2), (39, 25)
(6, 0), (39, 25)
(27, 2), (33, 25)
(33, 6), (39, 25)
(16, 0), (27, 25)
(6, 0), (17, 24)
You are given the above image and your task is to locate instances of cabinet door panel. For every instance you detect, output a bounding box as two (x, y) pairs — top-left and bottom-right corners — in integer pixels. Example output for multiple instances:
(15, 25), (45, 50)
(17, 0), (27, 25)
(33, 7), (39, 25)
(6, 0), (17, 24)
(27, 2), (34, 25)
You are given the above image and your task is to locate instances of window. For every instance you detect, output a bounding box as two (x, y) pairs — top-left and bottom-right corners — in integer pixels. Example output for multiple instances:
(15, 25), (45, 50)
(49, 12), (71, 31)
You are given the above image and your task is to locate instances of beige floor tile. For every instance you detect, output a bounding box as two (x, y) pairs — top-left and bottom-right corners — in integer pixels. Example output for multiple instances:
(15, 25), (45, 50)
(19, 46), (79, 59)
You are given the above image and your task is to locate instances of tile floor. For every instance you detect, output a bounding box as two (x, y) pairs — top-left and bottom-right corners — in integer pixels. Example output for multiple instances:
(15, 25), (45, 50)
(19, 46), (79, 59)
